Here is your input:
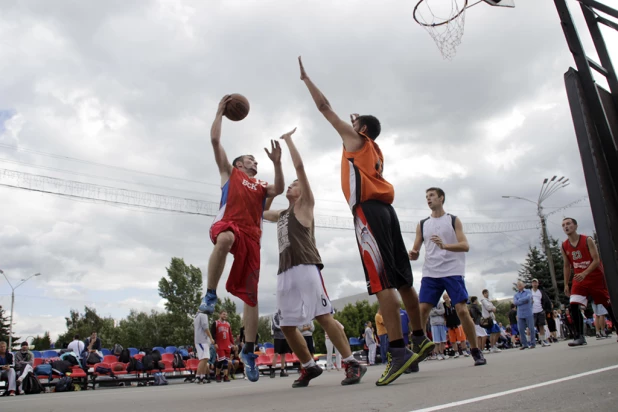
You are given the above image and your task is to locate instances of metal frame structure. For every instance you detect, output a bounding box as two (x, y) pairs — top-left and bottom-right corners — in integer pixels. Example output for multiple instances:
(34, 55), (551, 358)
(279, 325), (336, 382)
(555, 0), (618, 317)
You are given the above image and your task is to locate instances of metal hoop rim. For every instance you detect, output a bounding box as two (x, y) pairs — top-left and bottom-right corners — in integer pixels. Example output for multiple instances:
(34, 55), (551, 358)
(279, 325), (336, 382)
(413, 0), (469, 27)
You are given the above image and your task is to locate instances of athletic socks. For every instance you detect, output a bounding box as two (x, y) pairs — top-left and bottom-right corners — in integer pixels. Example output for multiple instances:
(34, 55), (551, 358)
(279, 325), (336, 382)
(343, 355), (356, 363)
(244, 342), (255, 353)
(570, 303), (583, 338)
(301, 359), (316, 368)
(412, 329), (425, 337)
(389, 339), (405, 348)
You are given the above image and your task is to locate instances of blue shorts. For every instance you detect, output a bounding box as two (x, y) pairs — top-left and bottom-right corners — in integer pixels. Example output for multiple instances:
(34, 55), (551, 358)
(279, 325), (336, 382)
(419, 276), (469, 307)
(510, 323), (519, 336)
(431, 325), (447, 343)
(485, 323), (501, 334)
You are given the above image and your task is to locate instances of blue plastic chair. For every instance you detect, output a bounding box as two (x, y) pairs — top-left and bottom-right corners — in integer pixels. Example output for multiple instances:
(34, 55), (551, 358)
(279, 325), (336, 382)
(32, 350), (42, 359)
(43, 350), (58, 358)
(101, 348), (111, 356)
(164, 346), (177, 354)
(128, 348), (139, 357)
(349, 337), (362, 346)
(263, 342), (274, 349)
(153, 346), (165, 354)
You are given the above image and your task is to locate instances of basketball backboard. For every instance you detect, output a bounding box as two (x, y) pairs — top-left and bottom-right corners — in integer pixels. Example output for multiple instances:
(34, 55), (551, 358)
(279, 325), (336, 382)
(483, 0), (515, 7)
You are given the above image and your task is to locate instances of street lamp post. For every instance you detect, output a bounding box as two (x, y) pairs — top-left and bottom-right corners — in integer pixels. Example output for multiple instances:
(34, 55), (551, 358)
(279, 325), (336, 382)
(503, 176), (570, 304)
(0, 270), (41, 350)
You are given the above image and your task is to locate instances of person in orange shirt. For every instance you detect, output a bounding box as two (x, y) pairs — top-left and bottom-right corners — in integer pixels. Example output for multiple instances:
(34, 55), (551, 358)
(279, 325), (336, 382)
(375, 309), (388, 365)
(299, 56), (434, 386)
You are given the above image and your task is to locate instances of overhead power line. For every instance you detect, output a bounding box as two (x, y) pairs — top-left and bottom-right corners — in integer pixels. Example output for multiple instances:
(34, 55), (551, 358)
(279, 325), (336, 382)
(0, 168), (540, 234)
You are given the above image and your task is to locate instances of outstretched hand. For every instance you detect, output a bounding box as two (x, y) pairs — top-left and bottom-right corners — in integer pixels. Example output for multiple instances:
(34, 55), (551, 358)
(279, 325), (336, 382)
(298, 56), (308, 80)
(264, 140), (282, 164)
(280, 127), (297, 141)
(217, 95), (233, 116)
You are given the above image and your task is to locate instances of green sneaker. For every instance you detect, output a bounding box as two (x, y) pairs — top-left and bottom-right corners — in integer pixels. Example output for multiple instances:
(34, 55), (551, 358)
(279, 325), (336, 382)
(375, 347), (417, 386)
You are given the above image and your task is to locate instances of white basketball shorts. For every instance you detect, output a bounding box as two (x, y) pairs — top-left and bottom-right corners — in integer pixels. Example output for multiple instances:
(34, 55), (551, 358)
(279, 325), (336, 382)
(195, 342), (210, 361)
(277, 264), (333, 327)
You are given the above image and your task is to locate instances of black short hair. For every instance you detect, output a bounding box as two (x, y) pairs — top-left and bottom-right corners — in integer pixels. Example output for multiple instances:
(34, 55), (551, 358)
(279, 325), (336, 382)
(426, 187), (446, 204)
(563, 217), (578, 225)
(470, 296), (478, 303)
(357, 115), (381, 140)
(482, 289), (488, 295)
(232, 155), (245, 168)
(73, 334), (80, 340)
(511, 303), (515, 309)
(21, 341), (28, 347)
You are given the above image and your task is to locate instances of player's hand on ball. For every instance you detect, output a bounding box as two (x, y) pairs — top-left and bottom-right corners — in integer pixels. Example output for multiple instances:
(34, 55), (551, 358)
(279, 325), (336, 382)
(217, 95), (232, 116)
(298, 56), (308, 80)
(280, 127), (297, 141)
(431, 235), (445, 249)
(408, 249), (419, 261)
(265, 140), (282, 164)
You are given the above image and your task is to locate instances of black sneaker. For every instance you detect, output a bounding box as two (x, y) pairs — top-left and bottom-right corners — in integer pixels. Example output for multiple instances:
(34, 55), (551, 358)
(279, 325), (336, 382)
(341, 361), (366, 385)
(375, 347), (417, 386)
(270, 369), (275, 379)
(280, 370), (288, 377)
(292, 365), (323, 388)
(470, 348), (486, 366)
(216, 375), (222, 383)
(411, 335), (436, 363)
(404, 362), (419, 374)
(568, 337), (587, 346)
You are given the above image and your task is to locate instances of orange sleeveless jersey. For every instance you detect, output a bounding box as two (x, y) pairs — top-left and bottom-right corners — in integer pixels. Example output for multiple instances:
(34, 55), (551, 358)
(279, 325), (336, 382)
(341, 134), (394, 209)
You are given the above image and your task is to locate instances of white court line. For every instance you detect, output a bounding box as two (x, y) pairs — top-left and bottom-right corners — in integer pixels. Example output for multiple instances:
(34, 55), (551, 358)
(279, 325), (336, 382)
(410, 364), (618, 412)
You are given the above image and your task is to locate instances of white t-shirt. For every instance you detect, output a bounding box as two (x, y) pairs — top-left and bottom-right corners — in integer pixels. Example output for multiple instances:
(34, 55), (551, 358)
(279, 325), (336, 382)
(422, 214), (465, 278)
(531, 289), (543, 314)
(67, 339), (85, 356)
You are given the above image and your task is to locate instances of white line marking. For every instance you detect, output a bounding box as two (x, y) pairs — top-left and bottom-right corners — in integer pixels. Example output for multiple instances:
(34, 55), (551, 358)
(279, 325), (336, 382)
(409, 364), (618, 412)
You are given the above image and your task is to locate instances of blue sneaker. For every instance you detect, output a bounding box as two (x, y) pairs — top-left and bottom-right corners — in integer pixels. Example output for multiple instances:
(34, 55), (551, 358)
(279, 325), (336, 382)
(241, 348), (259, 382)
(198, 290), (217, 314)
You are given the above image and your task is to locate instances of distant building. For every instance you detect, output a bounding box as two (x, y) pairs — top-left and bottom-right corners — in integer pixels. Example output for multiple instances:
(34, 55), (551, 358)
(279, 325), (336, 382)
(331, 292), (377, 312)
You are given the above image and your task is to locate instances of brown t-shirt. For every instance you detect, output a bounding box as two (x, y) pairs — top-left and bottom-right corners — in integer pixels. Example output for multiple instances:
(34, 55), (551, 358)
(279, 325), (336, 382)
(277, 206), (323, 274)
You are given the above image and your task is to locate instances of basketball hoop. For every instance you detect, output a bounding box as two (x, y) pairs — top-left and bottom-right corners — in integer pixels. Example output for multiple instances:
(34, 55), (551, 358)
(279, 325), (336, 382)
(413, 0), (515, 60)
(413, 0), (470, 60)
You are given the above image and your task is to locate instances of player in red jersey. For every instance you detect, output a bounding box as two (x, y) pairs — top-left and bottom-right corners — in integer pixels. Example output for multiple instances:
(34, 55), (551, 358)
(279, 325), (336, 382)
(561, 217), (618, 346)
(199, 95), (285, 382)
(210, 311), (235, 382)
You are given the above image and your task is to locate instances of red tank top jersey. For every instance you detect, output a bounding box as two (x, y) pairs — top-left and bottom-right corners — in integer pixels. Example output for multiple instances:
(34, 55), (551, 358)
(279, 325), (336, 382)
(215, 320), (233, 347)
(562, 235), (604, 282)
(212, 167), (268, 241)
(341, 133), (395, 210)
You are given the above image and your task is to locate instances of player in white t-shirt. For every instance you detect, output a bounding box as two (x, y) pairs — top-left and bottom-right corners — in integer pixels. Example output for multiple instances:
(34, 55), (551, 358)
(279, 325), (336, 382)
(409, 187), (486, 366)
(194, 309), (214, 384)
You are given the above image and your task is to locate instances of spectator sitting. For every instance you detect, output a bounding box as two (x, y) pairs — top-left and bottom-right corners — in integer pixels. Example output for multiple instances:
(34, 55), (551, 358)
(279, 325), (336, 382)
(83, 331), (102, 365)
(67, 334), (86, 361)
(0, 341), (16, 396)
(14, 341), (34, 383)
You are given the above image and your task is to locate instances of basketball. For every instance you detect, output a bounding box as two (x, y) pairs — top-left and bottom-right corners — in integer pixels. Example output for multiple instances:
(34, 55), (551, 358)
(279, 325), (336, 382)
(224, 94), (250, 121)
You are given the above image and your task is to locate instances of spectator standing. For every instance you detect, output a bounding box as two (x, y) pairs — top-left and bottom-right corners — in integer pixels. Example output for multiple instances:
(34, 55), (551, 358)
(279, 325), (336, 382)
(480, 289), (502, 353)
(468, 297), (488, 352)
(194, 308), (214, 384)
(531, 279), (552, 347)
(271, 311), (290, 378)
(375, 309), (388, 365)
(325, 320), (345, 371)
(444, 293), (469, 358)
(429, 300), (447, 360)
(364, 321), (377, 366)
(298, 322), (316, 355)
(514, 281), (535, 349)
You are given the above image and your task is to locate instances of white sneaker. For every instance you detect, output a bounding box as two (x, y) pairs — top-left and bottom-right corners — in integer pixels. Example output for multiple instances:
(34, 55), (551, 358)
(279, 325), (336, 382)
(490, 347), (502, 353)
(464, 351), (471, 357)
(483, 348), (490, 354)
(454, 353), (460, 358)
(542, 341), (551, 347)
(437, 354), (444, 360)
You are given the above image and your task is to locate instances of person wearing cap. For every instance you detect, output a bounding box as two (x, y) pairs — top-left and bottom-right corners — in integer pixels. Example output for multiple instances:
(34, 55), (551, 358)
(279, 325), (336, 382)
(531, 279), (552, 347)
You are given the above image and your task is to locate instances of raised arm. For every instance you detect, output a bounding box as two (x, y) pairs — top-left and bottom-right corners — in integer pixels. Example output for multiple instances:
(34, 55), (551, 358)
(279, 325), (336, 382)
(280, 128), (314, 208)
(409, 223), (423, 260)
(263, 196), (282, 222)
(561, 247), (572, 297)
(298, 56), (363, 152)
(264, 140), (285, 198)
(211, 95), (234, 186)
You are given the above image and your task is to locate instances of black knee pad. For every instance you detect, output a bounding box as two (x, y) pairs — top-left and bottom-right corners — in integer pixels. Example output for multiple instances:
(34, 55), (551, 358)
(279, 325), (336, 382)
(221, 359), (228, 370)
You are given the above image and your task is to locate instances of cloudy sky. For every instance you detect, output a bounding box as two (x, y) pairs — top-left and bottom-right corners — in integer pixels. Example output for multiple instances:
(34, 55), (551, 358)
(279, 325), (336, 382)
(1, 0), (616, 344)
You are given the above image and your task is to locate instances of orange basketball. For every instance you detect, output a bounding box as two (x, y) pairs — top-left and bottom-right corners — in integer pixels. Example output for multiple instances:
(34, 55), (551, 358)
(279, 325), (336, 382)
(224, 94), (250, 121)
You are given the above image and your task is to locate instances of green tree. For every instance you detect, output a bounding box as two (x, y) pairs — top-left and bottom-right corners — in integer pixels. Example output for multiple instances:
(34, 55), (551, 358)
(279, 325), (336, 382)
(493, 301), (511, 327)
(212, 297), (242, 339)
(31, 331), (52, 350)
(0, 305), (19, 344)
(56, 306), (117, 348)
(115, 310), (176, 349)
(257, 316), (272, 344)
(158, 257), (204, 346)
(516, 237), (567, 307)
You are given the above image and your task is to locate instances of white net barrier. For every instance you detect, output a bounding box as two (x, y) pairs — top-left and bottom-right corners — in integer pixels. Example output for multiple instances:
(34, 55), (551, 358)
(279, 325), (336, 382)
(413, 0), (468, 60)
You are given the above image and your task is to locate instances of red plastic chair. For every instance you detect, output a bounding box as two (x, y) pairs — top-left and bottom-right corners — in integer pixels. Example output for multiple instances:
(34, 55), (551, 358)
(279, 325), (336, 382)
(103, 355), (118, 364)
(161, 353), (174, 363)
(133, 354), (144, 361)
(265, 348), (275, 355)
(33, 358), (44, 368)
(185, 359), (200, 372)
(255, 354), (273, 367)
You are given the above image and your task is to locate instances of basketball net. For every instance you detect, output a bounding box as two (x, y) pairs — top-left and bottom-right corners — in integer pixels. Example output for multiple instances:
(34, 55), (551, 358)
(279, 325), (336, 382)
(413, 0), (469, 60)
